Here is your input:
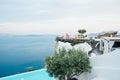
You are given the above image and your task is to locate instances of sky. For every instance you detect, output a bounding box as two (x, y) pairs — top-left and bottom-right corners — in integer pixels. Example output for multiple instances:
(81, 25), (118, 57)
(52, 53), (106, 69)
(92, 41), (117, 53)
(0, 0), (120, 35)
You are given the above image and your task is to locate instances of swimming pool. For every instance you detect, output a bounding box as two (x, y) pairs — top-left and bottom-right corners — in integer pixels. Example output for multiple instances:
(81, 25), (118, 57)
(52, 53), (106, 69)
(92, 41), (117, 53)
(0, 69), (54, 80)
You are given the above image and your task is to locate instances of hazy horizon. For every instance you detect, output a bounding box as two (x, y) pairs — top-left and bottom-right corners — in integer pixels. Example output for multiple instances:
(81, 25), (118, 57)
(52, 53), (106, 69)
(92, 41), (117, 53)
(0, 0), (120, 35)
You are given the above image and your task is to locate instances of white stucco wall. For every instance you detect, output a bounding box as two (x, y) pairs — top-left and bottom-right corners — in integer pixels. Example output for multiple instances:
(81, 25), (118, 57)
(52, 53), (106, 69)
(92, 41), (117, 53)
(57, 42), (120, 80)
(79, 49), (120, 80)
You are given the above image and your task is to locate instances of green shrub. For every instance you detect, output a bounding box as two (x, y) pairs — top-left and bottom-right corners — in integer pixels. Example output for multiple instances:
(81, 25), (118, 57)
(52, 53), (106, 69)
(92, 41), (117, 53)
(26, 67), (35, 72)
(45, 48), (92, 80)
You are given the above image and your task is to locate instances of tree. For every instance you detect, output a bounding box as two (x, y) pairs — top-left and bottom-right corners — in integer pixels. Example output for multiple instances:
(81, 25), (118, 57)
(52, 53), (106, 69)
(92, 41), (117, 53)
(45, 48), (92, 80)
(78, 29), (86, 34)
(78, 29), (87, 38)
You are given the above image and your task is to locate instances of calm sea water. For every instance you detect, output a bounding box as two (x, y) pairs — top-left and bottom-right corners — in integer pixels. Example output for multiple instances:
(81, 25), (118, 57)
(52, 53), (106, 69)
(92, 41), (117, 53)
(0, 35), (56, 77)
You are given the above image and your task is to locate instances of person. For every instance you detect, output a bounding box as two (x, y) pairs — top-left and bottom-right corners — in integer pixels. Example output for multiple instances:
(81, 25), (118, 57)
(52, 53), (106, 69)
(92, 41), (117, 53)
(101, 47), (104, 54)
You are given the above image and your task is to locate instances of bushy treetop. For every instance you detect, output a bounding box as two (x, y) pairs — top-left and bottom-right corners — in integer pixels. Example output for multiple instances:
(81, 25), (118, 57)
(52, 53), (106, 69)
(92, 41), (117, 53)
(78, 29), (86, 34)
(45, 48), (92, 80)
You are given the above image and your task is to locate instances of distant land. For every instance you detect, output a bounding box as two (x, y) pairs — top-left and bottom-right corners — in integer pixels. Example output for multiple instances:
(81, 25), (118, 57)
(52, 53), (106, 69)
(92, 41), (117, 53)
(87, 31), (120, 37)
(0, 33), (58, 37)
(0, 31), (119, 37)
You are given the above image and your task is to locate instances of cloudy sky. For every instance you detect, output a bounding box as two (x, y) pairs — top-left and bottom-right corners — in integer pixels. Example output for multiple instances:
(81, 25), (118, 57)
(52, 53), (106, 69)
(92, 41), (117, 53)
(0, 0), (120, 34)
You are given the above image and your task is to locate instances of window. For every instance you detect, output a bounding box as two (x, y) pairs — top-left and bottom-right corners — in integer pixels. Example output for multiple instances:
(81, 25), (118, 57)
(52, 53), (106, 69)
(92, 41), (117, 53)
(113, 42), (120, 48)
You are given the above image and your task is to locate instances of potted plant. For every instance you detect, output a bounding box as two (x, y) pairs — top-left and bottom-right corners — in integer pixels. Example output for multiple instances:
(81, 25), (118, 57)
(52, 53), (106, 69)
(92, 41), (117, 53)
(46, 48), (92, 80)
(78, 29), (86, 38)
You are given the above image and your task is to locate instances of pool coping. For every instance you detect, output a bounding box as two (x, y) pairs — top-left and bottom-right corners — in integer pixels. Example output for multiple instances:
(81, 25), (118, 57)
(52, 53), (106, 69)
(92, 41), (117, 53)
(0, 68), (46, 79)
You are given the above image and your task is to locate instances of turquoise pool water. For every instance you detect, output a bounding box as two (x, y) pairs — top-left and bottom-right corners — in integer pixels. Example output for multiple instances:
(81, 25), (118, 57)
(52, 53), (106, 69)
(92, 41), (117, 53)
(0, 69), (54, 80)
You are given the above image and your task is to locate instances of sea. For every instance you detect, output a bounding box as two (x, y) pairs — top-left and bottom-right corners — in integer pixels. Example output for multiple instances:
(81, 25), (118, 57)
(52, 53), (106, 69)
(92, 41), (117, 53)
(0, 35), (56, 77)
